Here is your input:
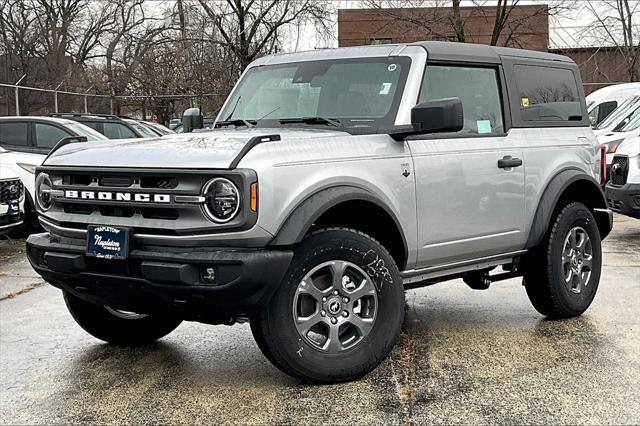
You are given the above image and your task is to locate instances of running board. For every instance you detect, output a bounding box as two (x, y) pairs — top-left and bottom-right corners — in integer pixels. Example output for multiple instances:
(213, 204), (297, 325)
(401, 250), (527, 286)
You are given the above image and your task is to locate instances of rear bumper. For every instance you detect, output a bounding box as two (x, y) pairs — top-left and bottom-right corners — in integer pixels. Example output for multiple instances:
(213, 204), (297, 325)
(26, 233), (293, 322)
(605, 183), (640, 219)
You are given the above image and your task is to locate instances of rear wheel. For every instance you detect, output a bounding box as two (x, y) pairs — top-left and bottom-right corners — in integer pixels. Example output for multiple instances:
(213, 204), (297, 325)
(524, 202), (602, 318)
(251, 228), (405, 383)
(64, 291), (182, 345)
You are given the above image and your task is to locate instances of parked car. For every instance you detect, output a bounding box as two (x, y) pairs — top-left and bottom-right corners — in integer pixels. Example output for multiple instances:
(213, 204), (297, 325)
(139, 121), (175, 136)
(0, 150), (25, 236)
(605, 137), (640, 219)
(587, 82), (640, 128)
(27, 41), (612, 383)
(48, 113), (152, 139)
(0, 116), (108, 229)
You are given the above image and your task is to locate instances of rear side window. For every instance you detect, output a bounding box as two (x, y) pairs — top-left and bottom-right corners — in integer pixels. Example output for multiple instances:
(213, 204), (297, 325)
(514, 65), (582, 122)
(103, 122), (137, 139)
(35, 123), (70, 149)
(0, 122), (29, 146)
(419, 65), (504, 135)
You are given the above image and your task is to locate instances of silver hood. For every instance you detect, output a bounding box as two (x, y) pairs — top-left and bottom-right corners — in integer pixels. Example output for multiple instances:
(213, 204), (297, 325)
(43, 127), (346, 169)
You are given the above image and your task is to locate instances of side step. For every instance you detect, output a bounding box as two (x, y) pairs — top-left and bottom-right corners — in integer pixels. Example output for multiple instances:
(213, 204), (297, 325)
(402, 250), (526, 289)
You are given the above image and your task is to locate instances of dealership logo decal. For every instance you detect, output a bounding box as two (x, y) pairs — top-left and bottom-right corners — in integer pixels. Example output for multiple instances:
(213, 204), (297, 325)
(64, 190), (170, 203)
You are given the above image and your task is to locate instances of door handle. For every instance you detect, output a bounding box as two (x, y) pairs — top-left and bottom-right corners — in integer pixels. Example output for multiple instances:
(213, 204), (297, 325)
(497, 156), (523, 169)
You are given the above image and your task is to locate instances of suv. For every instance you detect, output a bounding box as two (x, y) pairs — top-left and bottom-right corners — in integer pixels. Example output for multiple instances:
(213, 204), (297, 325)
(0, 151), (25, 235)
(47, 113), (151, 139)
(0, 116), (108, 229)
(27, 42), (612, 383)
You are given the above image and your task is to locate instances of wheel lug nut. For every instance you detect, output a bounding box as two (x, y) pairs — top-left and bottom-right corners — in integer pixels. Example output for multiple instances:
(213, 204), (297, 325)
(331, 317), (337, 324)
(343, 297), (349, 303)
(321, 310), (326, 317)
(342, 311), (348, 317)
(333, 290), (339, 296)
(322, 297), (327, 302)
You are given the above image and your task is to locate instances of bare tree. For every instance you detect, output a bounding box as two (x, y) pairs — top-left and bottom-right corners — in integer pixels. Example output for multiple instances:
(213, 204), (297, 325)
(584, 0), (640, 81)
(194, 0), (330, 71)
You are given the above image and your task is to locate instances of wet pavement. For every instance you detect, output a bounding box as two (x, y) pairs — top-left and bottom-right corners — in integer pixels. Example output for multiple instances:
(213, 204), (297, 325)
(1, 215), (638, 424)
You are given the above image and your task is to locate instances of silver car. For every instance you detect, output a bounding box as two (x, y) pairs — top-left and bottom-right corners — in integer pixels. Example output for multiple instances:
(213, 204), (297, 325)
(27, 41), (612, 383)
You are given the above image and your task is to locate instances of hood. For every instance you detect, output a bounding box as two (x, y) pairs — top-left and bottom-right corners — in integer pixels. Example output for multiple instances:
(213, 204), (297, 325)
(43, 127), (347, 169)
(616, 137), (640, 157)
(598, 129), (639, 144)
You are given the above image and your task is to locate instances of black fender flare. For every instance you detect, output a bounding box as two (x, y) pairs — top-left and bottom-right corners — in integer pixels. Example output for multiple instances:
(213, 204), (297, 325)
(269, 185), (409, 264)
(526, 168), (611, 248)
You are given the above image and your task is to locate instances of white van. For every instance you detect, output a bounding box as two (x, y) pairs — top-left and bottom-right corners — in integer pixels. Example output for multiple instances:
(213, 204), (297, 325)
(605, 136), (640, 219)
(587, 83), (640, 127)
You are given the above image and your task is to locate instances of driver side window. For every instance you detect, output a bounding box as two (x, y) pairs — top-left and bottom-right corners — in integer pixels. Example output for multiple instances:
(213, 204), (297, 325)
(419, 65), (504, 135)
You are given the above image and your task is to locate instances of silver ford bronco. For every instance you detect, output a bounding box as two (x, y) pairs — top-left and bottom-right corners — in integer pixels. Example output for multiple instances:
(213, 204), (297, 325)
(27, 41), (613, 383)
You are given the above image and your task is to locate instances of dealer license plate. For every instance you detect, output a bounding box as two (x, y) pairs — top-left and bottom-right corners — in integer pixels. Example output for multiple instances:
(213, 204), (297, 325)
(86, 225), (130, 260)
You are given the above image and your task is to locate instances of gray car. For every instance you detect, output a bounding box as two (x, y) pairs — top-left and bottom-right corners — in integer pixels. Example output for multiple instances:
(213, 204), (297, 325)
(27, 41), (612, 383)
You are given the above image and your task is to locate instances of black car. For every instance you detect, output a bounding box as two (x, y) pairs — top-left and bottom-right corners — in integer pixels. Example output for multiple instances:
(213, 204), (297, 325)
(48, 113), (151, 139)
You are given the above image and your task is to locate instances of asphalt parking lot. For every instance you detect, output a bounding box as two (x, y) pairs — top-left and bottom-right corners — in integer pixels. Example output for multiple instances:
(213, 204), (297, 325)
(1, 215), (638, 425)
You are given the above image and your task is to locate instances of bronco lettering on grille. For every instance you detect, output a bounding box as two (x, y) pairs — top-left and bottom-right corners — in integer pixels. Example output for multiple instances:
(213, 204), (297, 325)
(64, 190), (171, 203)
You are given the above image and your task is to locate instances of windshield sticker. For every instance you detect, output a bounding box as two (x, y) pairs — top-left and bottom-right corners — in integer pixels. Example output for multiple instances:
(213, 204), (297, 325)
(387, 64), (397, 72)
(521, 97), (530, 107)
(477, 120), (492, 134)
(380, 82), (392, 95)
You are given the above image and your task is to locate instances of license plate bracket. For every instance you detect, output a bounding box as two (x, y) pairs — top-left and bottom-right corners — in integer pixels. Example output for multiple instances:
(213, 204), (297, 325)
(86, 225), (130, 260)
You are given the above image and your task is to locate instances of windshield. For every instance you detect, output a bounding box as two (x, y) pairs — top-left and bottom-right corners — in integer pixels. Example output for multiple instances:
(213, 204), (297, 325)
(142, 121), (174, 135)
(619, 107), (640, 132)
(218, 57), (411, 128)
(126, 120), (159, 138)
(597, 96), (640, 130)
(65, 122), (108, 141)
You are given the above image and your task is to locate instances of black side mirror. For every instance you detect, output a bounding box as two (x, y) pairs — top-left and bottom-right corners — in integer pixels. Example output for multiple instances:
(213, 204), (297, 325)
(411, 97), (463, 134)
(182, 107), (203, 133)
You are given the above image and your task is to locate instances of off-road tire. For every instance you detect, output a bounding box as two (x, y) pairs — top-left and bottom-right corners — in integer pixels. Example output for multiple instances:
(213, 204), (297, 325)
(251, 227), (405, 383)
(524, 202), (602, 318)
(64, 291), (182, 345)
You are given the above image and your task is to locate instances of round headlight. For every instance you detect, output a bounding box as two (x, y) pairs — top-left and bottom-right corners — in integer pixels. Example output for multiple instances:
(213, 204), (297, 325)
(202, 178), (240, 223)
(35, 173), (53, 211)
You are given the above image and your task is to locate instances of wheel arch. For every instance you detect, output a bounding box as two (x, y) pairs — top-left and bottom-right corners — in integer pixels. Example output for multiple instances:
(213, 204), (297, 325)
(269, 185), (409, 270)
(526, 168), (612, 249)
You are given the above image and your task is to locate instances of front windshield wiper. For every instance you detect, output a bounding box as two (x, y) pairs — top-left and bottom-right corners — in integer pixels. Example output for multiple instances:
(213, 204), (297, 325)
(279, 117), (342, 127)
(214, 119), (257, 128)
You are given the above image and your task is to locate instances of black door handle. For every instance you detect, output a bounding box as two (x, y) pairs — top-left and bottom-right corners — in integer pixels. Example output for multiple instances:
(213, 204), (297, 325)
(498, 156), (523, 168)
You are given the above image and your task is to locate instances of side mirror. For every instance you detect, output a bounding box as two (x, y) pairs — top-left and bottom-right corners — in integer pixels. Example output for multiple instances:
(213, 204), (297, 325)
(411, 97), (463, 134)
(182, 107), (203, 133)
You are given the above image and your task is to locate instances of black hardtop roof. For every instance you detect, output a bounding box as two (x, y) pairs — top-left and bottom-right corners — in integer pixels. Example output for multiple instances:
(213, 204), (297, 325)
(411, 41), (573, 64)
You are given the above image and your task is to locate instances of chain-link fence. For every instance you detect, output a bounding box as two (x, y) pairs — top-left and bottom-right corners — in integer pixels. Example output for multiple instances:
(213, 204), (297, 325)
(0, 80), (224, 125)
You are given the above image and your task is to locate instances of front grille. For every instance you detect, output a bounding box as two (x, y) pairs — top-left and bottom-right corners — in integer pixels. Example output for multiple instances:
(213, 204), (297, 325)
(610, 155), (629, 186)
(0, 179), (23, 203)
(39, 166), (257, 240)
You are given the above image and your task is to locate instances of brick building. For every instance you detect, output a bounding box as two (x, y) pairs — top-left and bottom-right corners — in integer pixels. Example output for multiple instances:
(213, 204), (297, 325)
(338, 7), (638, 94)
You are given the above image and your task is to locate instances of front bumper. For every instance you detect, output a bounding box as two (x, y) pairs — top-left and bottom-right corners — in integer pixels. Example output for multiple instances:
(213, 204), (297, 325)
(0, 200), (23, 234)
(605, 183), (640, 219)
(26, 232), (293, 322)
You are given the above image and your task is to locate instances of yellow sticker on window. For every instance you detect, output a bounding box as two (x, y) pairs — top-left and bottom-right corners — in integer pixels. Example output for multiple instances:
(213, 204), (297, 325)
(521, 97), (530, 107)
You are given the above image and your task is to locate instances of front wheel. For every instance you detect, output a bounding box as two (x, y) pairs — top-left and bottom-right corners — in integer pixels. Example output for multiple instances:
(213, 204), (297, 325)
(251, 228), (405, 383)
(64, 291), (182, 345)
(524, 202), (602, 318)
